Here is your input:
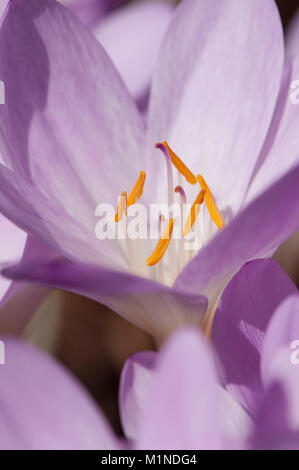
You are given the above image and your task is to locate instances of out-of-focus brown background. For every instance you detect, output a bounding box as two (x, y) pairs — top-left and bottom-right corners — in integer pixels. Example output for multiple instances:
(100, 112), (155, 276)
(25, 0), (299, 435)
(276, 0), (298, 27)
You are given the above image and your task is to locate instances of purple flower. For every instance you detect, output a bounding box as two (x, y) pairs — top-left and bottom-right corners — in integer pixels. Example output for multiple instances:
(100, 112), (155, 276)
(0, 335), (122, 450)
(212, 259), (299, 434)
(0, 259), (298, 449)
(1, 0), (299, 341)
(120, 259), (299, 450)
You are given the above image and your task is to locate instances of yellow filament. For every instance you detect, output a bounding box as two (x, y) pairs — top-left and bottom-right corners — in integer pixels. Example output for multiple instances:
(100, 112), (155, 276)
(197, 175), (226, 230)
(115, 191), (127, 222)
(127, 171), (146, 207)
(147, 219), (174, 266)
(161, 142), (197, 185)
(183, 190), (205, 236)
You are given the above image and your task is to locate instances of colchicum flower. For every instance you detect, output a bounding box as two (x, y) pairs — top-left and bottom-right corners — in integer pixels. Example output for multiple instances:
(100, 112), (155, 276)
(0, 259), (298, 450)
(0, 0), (299, 341)
(0, 0), (172, 332)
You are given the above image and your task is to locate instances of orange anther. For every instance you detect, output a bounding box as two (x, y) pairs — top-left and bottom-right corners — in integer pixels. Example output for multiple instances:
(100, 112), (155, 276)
(183, 190), (205, 236)
(157, 142), (197, 185)
(147, 219), (174, 266)
(115, 191), (127, 222)
(197, 175), (226, 230)
(127, 171), (146, 207)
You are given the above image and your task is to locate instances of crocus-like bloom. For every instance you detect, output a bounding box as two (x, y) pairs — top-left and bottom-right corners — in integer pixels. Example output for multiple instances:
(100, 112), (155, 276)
(1, 0), (299, 341)
(0, 259), (298, 449)
(120, 259), (299, 450)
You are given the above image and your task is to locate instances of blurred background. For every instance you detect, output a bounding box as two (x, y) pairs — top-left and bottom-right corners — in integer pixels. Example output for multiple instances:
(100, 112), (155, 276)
(9, 0), (299, 435)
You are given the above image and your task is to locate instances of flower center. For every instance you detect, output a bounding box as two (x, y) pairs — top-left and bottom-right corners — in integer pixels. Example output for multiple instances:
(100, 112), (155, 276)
(114, 142), (226, 268)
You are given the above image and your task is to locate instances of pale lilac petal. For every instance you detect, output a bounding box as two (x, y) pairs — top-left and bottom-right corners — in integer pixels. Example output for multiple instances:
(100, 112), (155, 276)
(253, 299), (299, 447)
(0, 164), (126, 270)
(0, 235), (52, 333)
(246, 35), (299, 203)
(218, 387), (251, 448)
(212, 259), (297, 414)
(119, 351), (157, 441)
(0, 0), (9, 25)
(95, 0), (173, 100)
(0, 0), (145, 227)
(0, 213), (26, 304)
(0, 338), (120, 449)
(258, 296), (299, 435)
(250, 382), (299, 450)
(262, 348), (299, 432)
(120, 347), (250, 447)
(60, 0), (111, 26)
(286, 9), (299, 58)
(261, 295), (299, 386)
(2, 258), (208, 340)
(137, 328), (223, 449)
(147, 0), (284, 212)
(0, 228), (52, 335)
(175, 165), (299, 300)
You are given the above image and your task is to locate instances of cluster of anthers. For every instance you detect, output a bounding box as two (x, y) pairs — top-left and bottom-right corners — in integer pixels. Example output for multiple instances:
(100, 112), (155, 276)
(114, 142), (226, 268)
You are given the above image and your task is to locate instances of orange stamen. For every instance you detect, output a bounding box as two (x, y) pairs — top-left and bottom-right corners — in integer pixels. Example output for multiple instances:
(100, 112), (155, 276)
(127, 171), (146, 207)
(115, 191), (127, 222)
(197, 175), (226, 230)
(147, 219), (174, 266)
(183, 189), (205, 236)
(160, 142), (197, 185)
